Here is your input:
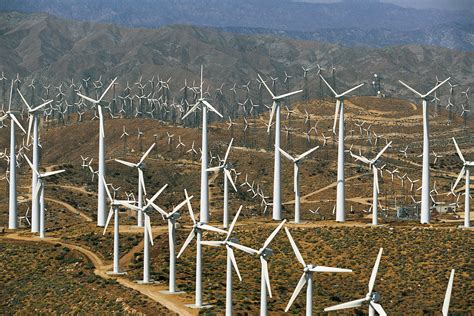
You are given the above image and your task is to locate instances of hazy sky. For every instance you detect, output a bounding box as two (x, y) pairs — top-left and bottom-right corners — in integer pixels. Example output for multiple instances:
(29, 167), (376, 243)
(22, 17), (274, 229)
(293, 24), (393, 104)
(297, 0), (473, 11)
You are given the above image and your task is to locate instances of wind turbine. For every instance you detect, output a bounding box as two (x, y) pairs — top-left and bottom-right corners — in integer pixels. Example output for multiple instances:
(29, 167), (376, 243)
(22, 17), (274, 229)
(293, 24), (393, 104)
(177, 191), (227, 308)
(277, 146), (319, 223)
(0, 80), (26, 229)
(17, 89), (52, 233)
(350, 142), (392, 225)
(151, 189), (194, 294)
(134, 182), (168, 284)
(325, 248), (386, 316)
(320, 75), (365, 222)
(115, 143), (155, 227)
(258, 73), (302, 221)
(207, 138), (238, 228)
(228, 219), (287, 316)
(284, 227), (352, 315)
(451, 137), (473, 228)
(77, 77), (117, 227)
(201, 206), (243, 315)
(24, 156), (65, 238)
(181, 65), (223, 223)
(399, 77), (450, 224)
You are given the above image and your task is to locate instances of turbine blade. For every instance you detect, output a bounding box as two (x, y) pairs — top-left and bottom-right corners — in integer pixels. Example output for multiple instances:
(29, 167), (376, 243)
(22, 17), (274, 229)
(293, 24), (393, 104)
(228, 246), (242, 282)
(274, 89), (303, 100)
(114, 159), (137, 168)
(374, 165), (380, 194)
(324, 298), (366, 311)
(368, 248), (383, 294)
(200, 224), (227, 234)
(267, 102), (276, 133)
(285, 272), (307, 312)
(150, 202), (168, 218)
(98, 106), (104, 138)
(296, 146), (319, 161)
(373, 141), (392, 162)
(223, 138), (234, 163)
(99, 77), (117, 102)
(139, 169), (147, 196)
(41, 169), (66, 178)
(340, 83), (365, 97)
(369, 302), (387, 316)
(177, 230), (195, 258)
(139, 143), (156, 164)
(277, 146), (295, 162)
(284, 227), (305, 267)
(103, 207), (114, 235)
(399, 80), (423, 98)
(227, 241), (258, 255)
(31, 99), (53, 112)
(425, 77), (450, 98)
(452, 137), (465, 163)
(17, 89), (31, 110)
(319, 75), (337, 97)
(200, 241), (222, 246)
(146, 183), (168, 206)
(184, 189), (196, 225)
(257, 74), (275, 99)
(10, 114), (26, 134)
(442, 269), (455, 316)
(333, 99), (340, 133)
(452, 166), (465, 191)
(311, 266), (353, 273)
(77, 92), (98, 104)
(202, 99), (223, 118)
(101, 176), (113, 202)
(26, 115), (33, 146)
(181, 102), (200, 120)
(171, 195), (193, 216)
(261, 257), (272, 298)
(145, 213), (154, 246)
(226, 205), (242, 241)
(262, 219), (287, 250)
(225, 169), (238, 192)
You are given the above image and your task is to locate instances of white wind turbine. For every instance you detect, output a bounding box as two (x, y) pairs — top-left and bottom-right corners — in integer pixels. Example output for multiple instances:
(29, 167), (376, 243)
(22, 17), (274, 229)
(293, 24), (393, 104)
(181, 65), (223, 223)
(399, 77), (450, 224)
(351, 142), (392, 225)
(325, 248), (386, 316)
(228, 219), (287, 316)
(284, 227), (352, 315)
(24, 156), (65, 238)
(451, 137), (473, 228)
(258, 73), (302, 221)
(133, 182), (168, 284)
(151, 189), (194, 294)
(177, 192), (227, 308)
(207, 138), (238, 228)
(442, 269), (455, 316)
(320, 75), (365, 222)
(0, 80), (26, 229)
(277, 146), (319, 223)
(115, 143), (155, 227)
(201, 206), (244, 315)
(17, 89), (52, 233)
(77, 77), (117, 227)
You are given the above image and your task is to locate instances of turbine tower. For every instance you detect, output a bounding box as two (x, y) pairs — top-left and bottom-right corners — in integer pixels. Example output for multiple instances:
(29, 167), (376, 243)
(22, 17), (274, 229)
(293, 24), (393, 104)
(350, 142), (392, 225)
(25, 156), (65, 238)
(177, 193), (227, 308)
(17, 89), (52, 233)
(229, 219), (286, 316)
(115, 143), (155, 227)
(151, 190), (194, 294)
(207, 138), (237, 228)
(451, 137), (472, 228)
(181, 65), (223, 223)
(0, 80), (26, 229)
(320, 75), (365, 222)
(277, 146), (319, 223)
(399, 77), (450, 224)
(201, 206), (243, 316)
(77, 77), (117, 226)
(258, 73), (302, 220)
(284, 227), (352, 315)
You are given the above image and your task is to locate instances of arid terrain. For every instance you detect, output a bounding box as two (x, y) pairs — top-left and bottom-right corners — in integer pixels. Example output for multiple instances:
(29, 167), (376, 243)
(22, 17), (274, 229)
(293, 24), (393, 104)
(0, 95), (473, 315)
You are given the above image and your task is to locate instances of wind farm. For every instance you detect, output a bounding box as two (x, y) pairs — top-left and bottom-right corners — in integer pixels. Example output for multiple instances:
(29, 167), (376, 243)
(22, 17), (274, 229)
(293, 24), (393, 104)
(0, 2), (473, 315)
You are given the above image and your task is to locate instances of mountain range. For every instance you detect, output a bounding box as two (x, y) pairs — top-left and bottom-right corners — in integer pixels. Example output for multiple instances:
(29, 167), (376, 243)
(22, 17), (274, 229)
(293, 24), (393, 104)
(1, 0), (473, 51)
(0, 11), (472, 97)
